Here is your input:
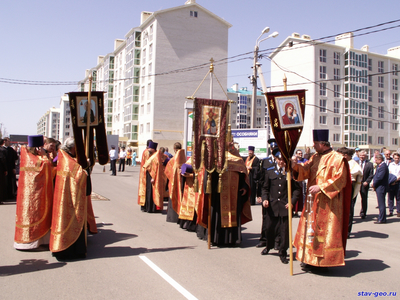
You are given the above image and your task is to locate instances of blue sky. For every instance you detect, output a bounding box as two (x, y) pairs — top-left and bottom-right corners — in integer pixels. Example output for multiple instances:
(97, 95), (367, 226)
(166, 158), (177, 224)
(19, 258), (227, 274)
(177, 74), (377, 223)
(1, 0), (400, 135)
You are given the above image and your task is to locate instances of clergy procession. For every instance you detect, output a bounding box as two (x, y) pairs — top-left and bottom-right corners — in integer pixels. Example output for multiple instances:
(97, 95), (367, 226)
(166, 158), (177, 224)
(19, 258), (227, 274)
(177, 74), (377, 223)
(3, 87), (399, 278)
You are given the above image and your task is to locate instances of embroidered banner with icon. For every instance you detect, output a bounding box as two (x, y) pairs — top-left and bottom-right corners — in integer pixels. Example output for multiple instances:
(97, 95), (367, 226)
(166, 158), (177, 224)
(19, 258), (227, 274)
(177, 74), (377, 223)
(192, 98), (228, 173)
(266, 90), (306, 169)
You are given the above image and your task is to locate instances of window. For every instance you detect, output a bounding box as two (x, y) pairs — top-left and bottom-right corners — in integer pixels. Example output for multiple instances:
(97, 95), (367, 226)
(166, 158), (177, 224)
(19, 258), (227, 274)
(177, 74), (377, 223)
(320, 66), (327, 79)
(142, 48), (146, 64)
(378, 91), (384, 103)
(320, 49), (327, 62)
(140, 124), (143, 134)
(334, 68), (340, 81)
(334, 52), (340, 65)
(368, 75), (372, 86)
(149, 44), (153, 59)
(319, 115), (327, 124)
(334, 100), (340, 113)
(368, 105), (373, 117)
(369, 120), (373, 128)
(334, 85), (340, 98)
(146, 102), (150, 114)
(378, 61), (384, 73)
(65, 124), (70, 129)
(334, 117), (340, 125)
(378, 121), (384, 129)
(141, 86), (145, 102)
(368, 90), (373, 102)
(147, 83), (151, 100)
(320, 83), (327, 96)
(140, 105), (144, 114)
(148, 63), (152, 75)
(393, 123), (399, 130)
(146, 122), (150, 132)
(368, 136), (373, 144)
(333, 133), (340, 141)
(378, 106), (384, 118)
(393, 108), (398, 120)
(393, 138), (399, 146)
(393, 79), (398, 90)
(256, 117), (262, 126)
(393, 93), (399, 105)
(378, 76), (384, 88)
(256, 98), (262, 106)
(320, 99), (327, 112)
(393, 63), (398, 76)
(190, 11), (198, 17)
(378, 137), (384, 145)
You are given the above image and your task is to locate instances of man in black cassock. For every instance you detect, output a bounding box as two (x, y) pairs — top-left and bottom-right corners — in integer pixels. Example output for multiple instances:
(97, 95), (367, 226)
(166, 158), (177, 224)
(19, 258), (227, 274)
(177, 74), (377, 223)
(243, 146), (260, 205)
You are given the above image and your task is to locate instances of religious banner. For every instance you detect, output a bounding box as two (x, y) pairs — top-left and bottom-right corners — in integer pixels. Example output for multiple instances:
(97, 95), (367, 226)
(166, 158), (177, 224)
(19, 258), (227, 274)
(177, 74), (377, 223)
(68, 92), (109, 169)
(192, 98), (228, 173)
(266, 89), (306, 170)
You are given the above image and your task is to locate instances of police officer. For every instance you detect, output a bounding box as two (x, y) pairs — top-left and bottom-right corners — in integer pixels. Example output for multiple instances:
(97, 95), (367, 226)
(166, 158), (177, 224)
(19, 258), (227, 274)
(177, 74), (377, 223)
(260, 149), (301, 264)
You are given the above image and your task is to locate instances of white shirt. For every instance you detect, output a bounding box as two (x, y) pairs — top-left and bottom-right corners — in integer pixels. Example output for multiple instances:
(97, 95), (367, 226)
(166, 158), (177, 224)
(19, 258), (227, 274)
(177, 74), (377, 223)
(119, 150), (127, 159)
(388, 161), (400, 177)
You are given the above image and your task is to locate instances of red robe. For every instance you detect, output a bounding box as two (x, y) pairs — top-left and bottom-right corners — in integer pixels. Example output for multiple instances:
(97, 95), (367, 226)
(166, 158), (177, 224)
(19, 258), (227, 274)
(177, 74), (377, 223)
(293, 150), (352, 267)
(14, 147), (54, 244)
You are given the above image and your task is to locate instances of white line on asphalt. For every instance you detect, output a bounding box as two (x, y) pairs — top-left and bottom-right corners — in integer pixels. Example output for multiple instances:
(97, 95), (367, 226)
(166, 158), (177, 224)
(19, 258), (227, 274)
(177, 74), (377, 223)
(139, 255), (198, 300)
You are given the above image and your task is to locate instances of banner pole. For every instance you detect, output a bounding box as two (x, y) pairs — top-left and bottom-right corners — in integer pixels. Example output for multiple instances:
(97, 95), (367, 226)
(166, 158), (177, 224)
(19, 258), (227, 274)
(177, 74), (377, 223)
(84, 75), (92, 250)
(207, 58), (214, 250)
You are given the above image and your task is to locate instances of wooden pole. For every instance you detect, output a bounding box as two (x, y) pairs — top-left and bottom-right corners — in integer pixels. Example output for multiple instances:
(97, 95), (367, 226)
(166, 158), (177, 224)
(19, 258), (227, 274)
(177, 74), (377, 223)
(283, 74), (294, 276)
(208, 58), (214, 250)
(84, 75), (92, 250)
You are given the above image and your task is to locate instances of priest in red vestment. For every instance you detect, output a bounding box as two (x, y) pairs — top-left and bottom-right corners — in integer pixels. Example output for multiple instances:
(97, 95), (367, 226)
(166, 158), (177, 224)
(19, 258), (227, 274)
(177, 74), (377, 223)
(291, 129), (352, 271)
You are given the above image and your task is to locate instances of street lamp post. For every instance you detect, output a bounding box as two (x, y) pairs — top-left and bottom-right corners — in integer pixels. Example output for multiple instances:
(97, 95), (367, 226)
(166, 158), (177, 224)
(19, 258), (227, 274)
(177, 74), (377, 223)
(251, 28), (278, 128)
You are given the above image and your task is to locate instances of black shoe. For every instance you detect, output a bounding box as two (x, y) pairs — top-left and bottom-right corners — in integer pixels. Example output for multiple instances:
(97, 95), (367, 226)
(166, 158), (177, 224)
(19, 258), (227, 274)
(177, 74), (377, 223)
(300, 262), (311, 271)
(274, 243), (279, 250)
(256, 241), (267, 248)
(261, 247), (270, 255)
(389, 212), (393, 217)
(280, 256), (288, 264)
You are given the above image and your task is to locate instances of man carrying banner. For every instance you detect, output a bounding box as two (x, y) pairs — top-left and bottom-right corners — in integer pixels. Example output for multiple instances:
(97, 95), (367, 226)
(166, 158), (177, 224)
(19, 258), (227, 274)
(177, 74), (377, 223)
(50, 137), (97, 259)
(244, 146), (260, 205)
(138, 140), (153, 206)
(291, 129), (352, 271)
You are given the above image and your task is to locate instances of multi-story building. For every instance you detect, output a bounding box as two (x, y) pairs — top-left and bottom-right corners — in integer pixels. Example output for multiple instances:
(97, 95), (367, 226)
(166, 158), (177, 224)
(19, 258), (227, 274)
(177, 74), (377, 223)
(227, 84), (268, 129)
(270, 32), (400, 153)
(59, 94), (73, 144)
(78, 0), (231, 157)
(37, 107), (60, 140)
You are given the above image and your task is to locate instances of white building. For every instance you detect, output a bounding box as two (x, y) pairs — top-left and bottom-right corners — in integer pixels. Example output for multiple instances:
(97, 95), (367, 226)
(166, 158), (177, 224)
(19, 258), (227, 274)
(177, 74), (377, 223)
(37, 107), (60, 140)
(227, 83), (269, 130)
(79, 0), (231, 157)
(59, 94), (73, 144)
(270, 32), (400, 152)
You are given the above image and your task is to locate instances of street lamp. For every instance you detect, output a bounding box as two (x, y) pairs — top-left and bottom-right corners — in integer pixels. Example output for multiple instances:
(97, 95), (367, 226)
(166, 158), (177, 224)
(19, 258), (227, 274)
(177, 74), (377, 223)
(251, 29), (279, 129)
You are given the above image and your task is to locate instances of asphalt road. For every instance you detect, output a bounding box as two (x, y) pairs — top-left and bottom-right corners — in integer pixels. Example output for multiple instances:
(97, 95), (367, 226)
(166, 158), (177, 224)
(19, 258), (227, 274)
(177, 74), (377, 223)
(0, 164), (399, 299)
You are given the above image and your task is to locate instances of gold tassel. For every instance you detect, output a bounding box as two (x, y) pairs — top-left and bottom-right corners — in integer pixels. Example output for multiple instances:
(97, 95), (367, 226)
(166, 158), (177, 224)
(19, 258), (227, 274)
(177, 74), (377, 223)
(194, 173), (199, 193)
(218, 173), (222, 193)
(206, 172), (212, 194)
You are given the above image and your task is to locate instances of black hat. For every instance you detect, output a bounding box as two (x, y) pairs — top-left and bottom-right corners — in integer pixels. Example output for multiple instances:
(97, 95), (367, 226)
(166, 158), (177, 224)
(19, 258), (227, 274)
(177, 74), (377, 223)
(148, 141), (158, 150)
(313, 129), (329, 142)
(248, 146), (255, 151)
(28, 135), (44, 147)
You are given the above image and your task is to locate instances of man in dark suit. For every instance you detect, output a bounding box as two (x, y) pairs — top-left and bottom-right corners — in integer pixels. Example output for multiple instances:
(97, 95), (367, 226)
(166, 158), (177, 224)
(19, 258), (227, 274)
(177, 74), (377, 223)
(3, 137), (18, 200)
(260, 150), (301, 264)
(359, 150), (374, 219)
(371, 154), (388, 224)
(243, 146), (260, 205)
(0, 139), (7, 204)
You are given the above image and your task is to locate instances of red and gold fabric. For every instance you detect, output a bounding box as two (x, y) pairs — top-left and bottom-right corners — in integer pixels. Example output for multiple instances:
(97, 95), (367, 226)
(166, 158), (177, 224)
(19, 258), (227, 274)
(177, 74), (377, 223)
(50, 150), (88, 253)
(197, 152), (252, 228)
(293, 150), (352, 267)
(14, 146), (54, 244)
(165, 149), (186, 214)
(179, 159), (198, 221)
(144, 150), (166, 208)
(138, 150), (150, 206)
(245, 156), (256, 174)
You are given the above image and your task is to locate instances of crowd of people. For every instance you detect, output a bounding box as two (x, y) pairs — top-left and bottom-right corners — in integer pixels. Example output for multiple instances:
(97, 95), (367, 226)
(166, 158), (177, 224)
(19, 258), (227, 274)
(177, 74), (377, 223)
(3, 135), (97, 260)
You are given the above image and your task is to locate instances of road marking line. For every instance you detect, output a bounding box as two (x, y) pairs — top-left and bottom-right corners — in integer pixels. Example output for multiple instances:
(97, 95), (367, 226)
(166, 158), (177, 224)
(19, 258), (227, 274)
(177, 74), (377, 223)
(139, 255), (198, 300)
